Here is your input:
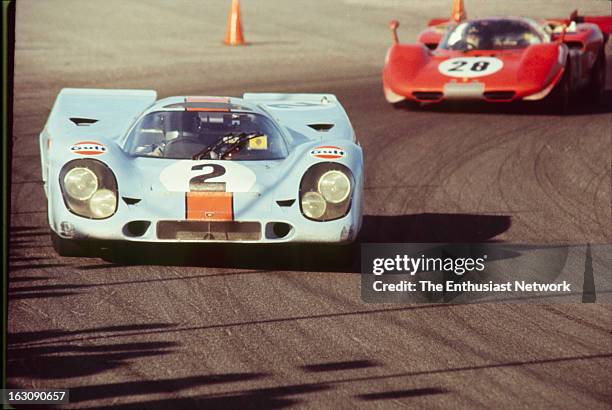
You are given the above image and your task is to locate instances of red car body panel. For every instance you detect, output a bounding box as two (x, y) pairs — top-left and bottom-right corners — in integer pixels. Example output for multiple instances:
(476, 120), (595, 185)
(383, 14), (610, 105)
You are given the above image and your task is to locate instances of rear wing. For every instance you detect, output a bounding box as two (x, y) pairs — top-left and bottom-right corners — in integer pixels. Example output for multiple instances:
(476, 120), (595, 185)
(243, 93), (355, 142)
(547, 11), (612, 42)
(45, 88), (157, 141)
(548, 14), (612, 36)
(580, 16), (612, 36)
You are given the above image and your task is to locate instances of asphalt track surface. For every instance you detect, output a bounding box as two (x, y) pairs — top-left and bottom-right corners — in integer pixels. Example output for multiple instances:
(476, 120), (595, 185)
(8, 1), (612, 408)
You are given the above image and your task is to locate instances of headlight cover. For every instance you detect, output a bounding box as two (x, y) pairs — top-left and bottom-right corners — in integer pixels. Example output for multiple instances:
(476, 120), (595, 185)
(300, 163), (354, 221)
(59, 159), (118, 219)
(301, 191), (327, 219)
(63, 167), (99, 200)
(89, 189), (117, 218)
(318, 170), (351, 203)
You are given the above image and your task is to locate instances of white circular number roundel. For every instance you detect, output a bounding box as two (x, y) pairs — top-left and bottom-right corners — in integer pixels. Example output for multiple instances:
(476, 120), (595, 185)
(160, 161), (256, 192)
(438, 57), (504, 78)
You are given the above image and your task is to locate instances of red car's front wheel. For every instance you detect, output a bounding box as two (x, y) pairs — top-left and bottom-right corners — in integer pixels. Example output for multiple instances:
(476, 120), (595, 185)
(587, 51), (607, 105)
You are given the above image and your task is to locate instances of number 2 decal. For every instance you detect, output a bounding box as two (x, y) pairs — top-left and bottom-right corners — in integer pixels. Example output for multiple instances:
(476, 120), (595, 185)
(439, 57), (503, 78)
(160, 161), (257, 193)
(190, 164), (226, 192)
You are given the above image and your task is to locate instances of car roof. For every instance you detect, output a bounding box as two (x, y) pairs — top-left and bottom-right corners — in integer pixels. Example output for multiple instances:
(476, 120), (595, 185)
(143, 96), (268, 116)
(462, 16), (543, 29)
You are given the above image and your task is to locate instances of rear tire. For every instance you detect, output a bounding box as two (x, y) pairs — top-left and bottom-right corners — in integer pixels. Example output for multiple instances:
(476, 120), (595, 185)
(51, 231), (86, 257)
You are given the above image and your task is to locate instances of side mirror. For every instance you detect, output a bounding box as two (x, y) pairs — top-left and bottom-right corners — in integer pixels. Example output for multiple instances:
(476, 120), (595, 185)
(389, 20), (400, 44)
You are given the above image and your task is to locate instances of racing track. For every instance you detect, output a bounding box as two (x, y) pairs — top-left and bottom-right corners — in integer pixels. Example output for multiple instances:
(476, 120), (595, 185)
(8, 1), (612, 408)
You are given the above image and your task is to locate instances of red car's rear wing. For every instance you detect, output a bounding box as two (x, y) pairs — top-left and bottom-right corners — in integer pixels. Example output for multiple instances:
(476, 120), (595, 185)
(574, 15), (612, 36)
(548, 12), (612, 36)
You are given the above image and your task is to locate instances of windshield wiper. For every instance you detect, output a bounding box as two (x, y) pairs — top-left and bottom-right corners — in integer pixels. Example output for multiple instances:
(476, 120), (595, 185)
(192, 132), (263, 160)
(192, 133), (240, 160)
(219, 133), (263, 159)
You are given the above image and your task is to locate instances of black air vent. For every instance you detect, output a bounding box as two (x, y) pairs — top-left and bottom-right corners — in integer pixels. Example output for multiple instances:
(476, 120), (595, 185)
(308, 123), (335, 132)
(483, 91), (516, 101)
(124, 221), (151, 237)
(412, 92), (443, 101)
(70, 117), (98, 126)
(276, 199), (295, 207)
(122, 197), (141, 205)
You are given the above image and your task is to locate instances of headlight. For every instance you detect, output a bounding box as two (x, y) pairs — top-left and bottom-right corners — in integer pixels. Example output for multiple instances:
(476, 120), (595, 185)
(299, 163), (354, 221)
(89, 189), (117, 218)
(59, 159), (118, 219)
(63, 167), (98, 200)
(301, 191), (327, 219)
(318, 170), (351, 203)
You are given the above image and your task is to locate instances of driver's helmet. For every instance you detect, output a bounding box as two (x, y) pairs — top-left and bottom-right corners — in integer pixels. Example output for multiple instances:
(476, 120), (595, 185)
(162, 112), (183, 142)
(468, 23), (494, 49)
(141, 112), (164, 131)
(465, 26), (481, 48)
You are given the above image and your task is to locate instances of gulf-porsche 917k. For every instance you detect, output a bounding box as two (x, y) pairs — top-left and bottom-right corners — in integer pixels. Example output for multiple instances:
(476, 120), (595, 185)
(382, 0), (611, 113)
(39, 89), (364, 256)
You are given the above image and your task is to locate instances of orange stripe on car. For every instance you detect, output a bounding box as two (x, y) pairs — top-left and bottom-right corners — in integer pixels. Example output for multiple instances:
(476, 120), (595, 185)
(186, 192), (233, 221)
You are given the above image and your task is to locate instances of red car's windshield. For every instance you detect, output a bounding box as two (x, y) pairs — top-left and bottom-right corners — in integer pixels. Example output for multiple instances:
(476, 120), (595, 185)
(440, 19), (545, 51)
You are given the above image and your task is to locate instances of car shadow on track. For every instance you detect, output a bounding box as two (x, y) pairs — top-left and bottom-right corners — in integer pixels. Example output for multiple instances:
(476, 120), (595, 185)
(93, 213), (511, 273)
(396, 91), (612, 116)
(7, 324), (180, 381)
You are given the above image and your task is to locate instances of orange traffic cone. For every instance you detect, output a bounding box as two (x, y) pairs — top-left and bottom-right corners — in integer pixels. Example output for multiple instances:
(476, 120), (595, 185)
(450, 0), (467, 23)
(224, 0), (245, 46)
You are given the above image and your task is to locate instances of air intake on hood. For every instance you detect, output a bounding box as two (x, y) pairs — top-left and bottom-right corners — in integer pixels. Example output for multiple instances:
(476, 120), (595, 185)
(308, 123), (335, 132)
(70, 117), (98, 126)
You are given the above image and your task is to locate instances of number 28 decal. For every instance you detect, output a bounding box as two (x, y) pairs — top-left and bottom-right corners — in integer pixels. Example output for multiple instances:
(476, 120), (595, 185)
(438, 57), (503, 78)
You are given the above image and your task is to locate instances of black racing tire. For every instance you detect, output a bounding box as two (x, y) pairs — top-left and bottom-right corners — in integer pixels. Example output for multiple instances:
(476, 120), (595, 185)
(586, 51), (606, 105)
(547, 63), (571, 115)
(50, 231), (87, 257)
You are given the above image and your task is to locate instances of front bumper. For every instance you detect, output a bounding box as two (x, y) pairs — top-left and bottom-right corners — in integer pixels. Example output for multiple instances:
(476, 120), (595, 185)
(50, 191), (362, 244)
(384, 75), (563, 105)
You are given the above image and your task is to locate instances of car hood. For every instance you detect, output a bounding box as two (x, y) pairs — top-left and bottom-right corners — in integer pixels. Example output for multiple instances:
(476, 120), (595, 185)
(129, 157), (287, 194)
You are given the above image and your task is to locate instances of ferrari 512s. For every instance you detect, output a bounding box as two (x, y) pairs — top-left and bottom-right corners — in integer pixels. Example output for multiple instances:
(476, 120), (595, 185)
(383, 0), (611, 113)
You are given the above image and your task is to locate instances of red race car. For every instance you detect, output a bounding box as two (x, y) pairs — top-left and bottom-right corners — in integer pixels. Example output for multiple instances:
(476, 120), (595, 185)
(382, 0), (611, 113)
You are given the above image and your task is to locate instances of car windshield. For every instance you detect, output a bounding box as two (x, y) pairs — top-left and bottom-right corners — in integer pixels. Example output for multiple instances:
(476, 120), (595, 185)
(441, 19), (544, 51)
(126, 110), (288, 160)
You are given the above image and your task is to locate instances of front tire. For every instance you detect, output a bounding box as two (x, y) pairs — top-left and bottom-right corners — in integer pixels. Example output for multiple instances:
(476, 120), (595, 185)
(51, 231), (87, 257)
(547, 64), (571, 115)
(586, 51), (606, 105)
